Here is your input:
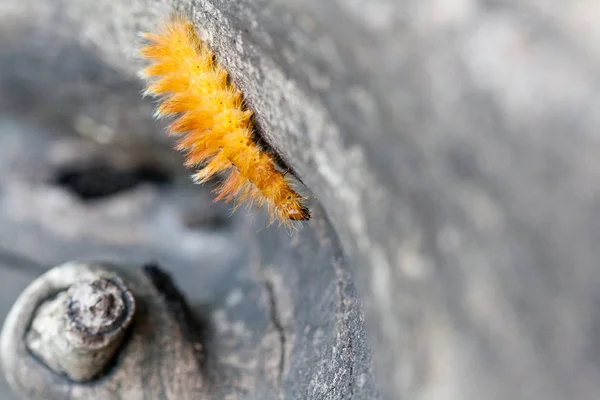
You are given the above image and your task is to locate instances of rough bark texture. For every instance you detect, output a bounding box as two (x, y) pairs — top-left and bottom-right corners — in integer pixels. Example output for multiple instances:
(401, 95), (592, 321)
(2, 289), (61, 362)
(2, 0), (600, 399)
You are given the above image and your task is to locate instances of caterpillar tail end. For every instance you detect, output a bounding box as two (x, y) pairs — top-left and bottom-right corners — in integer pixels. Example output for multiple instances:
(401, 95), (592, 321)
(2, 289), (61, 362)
(286, 205), (311, 221)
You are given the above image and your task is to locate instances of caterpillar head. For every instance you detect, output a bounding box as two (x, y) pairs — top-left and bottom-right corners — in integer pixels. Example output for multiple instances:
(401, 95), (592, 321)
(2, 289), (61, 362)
(280, 201), (310, 221)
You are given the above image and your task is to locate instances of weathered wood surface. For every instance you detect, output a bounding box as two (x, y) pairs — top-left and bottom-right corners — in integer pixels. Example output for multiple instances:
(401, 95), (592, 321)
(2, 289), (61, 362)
(2, 0), (600, 399)
(0, 117), (377, 400)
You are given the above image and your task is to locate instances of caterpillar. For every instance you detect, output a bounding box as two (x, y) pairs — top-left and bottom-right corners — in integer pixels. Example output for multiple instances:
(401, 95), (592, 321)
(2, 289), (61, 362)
(139, 16), (310, 228)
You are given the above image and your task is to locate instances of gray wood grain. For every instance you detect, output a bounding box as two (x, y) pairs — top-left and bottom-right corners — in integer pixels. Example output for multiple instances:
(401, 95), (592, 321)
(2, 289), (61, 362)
(2, 0), (600, 399)
(0, 116), (378, 399)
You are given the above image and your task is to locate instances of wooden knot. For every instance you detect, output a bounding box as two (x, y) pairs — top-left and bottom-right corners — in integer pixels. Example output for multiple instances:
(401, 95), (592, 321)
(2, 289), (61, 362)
(1, 262), (206, 399)
(66, 278), (134, 348)
(25, 275), (135, 382)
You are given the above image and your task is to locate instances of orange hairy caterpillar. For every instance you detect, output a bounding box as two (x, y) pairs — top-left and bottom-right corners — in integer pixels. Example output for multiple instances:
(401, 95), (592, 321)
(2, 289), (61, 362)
(139, 16), (310, 227)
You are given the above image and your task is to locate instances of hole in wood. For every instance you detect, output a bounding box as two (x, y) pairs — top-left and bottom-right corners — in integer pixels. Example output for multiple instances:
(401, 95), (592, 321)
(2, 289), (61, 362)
(53, 163), (172, 200)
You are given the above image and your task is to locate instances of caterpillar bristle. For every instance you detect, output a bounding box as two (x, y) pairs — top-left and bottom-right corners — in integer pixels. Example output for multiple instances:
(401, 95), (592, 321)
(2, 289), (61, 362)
(139, 16), (310, 228)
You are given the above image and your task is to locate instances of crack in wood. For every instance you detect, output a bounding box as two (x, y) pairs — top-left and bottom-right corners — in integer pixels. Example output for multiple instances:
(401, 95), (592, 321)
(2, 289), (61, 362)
(263, 278), (286, 388)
